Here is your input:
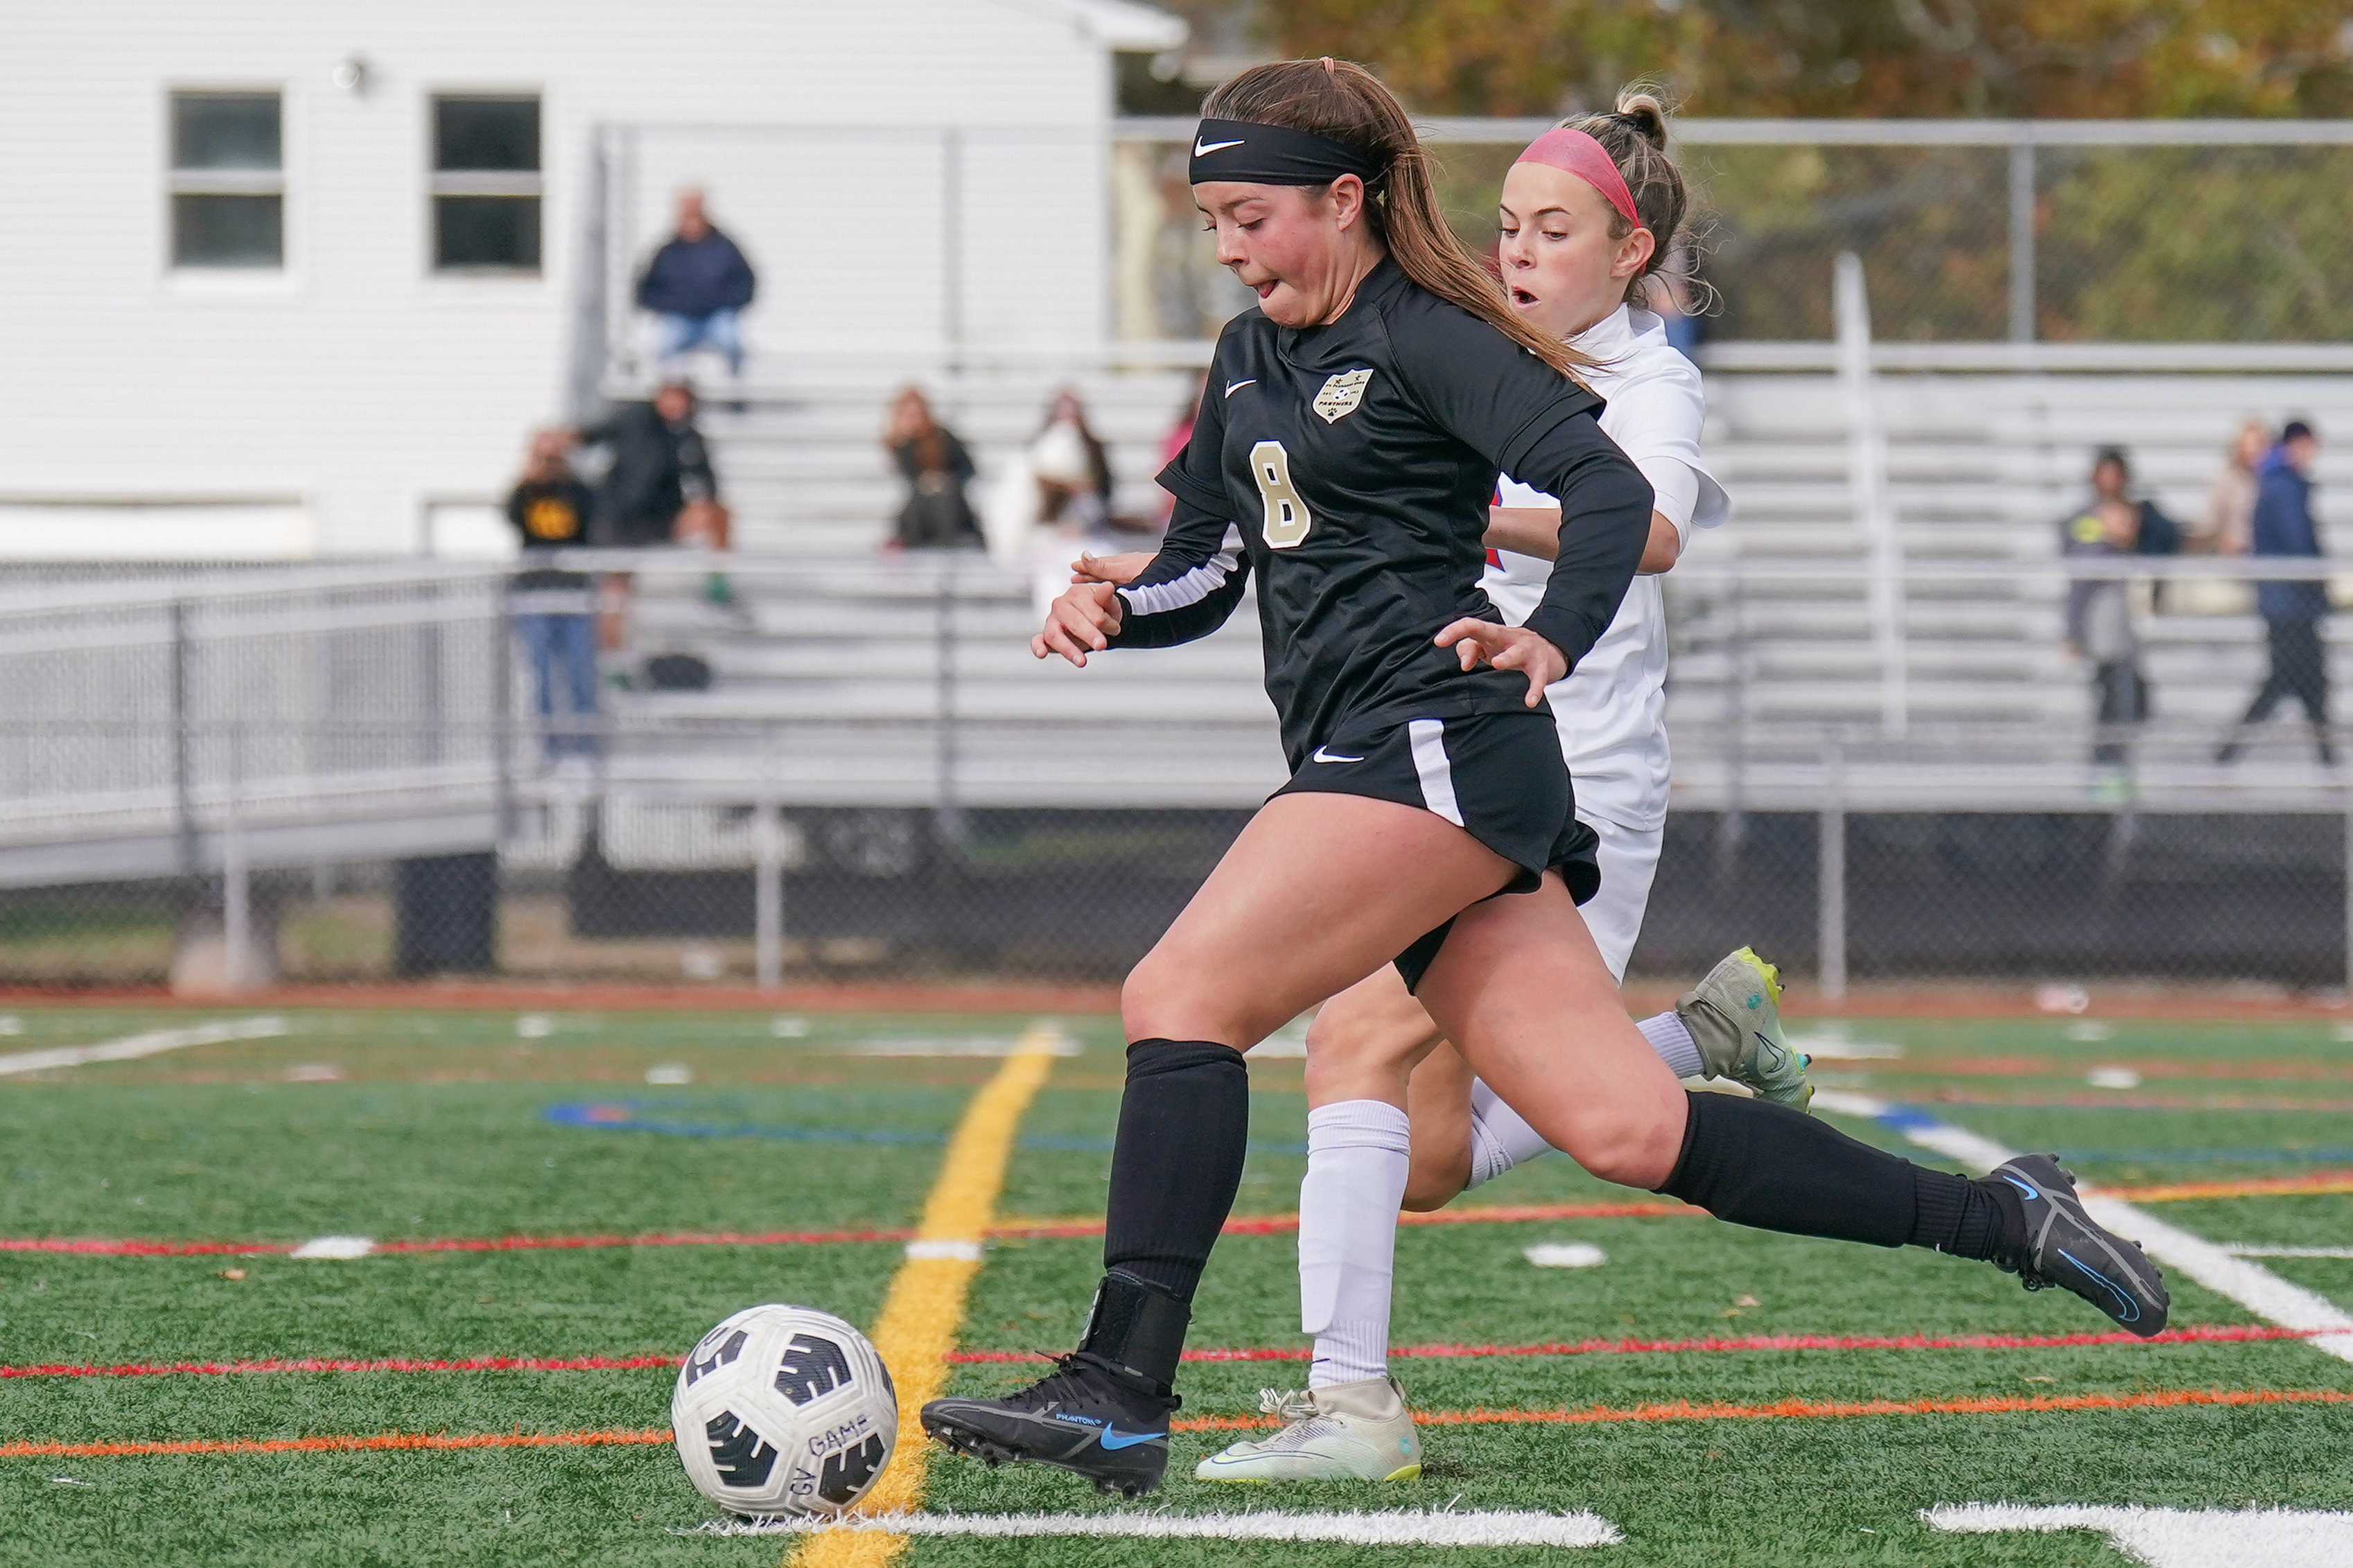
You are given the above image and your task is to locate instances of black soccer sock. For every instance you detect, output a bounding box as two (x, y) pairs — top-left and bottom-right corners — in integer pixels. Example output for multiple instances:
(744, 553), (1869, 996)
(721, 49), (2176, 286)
(1655, 1090), (1920, 1248)
(1911, 1169), (2028, 1262)
(1100, 1039), (1250, 1304)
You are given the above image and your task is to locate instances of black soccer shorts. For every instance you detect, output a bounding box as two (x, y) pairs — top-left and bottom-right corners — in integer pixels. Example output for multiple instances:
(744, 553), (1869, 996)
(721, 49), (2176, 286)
(1271, 710), (1600, 992)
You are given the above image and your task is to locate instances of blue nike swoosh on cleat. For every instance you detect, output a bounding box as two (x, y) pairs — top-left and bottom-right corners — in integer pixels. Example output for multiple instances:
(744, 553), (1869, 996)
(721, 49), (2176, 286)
(2058, 1248), (2139, 1321)
(1097, 1428), (1164, 1450)
(2002, 1174), (2040, 1199)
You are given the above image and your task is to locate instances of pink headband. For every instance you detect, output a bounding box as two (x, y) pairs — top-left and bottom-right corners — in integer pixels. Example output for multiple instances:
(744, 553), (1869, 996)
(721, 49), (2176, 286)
(1514, 127), (1642, 231)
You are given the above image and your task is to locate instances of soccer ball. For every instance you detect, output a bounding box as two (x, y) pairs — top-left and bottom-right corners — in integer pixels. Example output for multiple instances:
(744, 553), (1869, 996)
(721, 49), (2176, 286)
(671, 1304), (897, 1517)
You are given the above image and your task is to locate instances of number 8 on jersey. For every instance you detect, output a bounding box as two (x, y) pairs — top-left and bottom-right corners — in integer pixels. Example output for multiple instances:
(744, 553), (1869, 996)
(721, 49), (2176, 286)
(1250, 440), (1312, 549)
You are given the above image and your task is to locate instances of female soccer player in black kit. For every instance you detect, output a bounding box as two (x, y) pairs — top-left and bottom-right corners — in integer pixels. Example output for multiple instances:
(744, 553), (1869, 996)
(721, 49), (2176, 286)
(922, 58), (2168, 1499)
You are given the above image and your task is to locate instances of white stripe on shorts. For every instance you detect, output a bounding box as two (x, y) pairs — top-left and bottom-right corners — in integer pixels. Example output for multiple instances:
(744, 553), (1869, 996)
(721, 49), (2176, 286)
(1406, 719), (1464, 826)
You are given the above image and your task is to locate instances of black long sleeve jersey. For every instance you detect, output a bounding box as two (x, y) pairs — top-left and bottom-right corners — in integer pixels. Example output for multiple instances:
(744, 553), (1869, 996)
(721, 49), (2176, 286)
(1114, 258), (1656, 771)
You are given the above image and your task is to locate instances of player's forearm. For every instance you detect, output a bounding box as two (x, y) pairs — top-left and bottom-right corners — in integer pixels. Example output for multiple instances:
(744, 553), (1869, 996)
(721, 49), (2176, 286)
(1516, 439), (1654, 669)
(1487, 507), (1680, 573)
(1110, 537), (1250, 650)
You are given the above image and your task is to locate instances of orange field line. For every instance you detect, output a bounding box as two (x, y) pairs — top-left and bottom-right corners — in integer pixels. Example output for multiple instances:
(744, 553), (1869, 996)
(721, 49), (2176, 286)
(12, 1386), (2351, 1461)
(2102, 1171), (2353, 1203)
(1172, 1385), (2353, 1432)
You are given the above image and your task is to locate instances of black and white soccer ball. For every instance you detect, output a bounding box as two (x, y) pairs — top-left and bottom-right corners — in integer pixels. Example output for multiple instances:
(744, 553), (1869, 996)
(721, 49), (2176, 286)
(672, 1304), (896, 1517)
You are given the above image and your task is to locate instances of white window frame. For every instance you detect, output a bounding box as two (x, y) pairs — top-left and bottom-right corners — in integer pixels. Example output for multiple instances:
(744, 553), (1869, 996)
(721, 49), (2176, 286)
(166, 87), (288, 275)
(426, 90), (545, 276)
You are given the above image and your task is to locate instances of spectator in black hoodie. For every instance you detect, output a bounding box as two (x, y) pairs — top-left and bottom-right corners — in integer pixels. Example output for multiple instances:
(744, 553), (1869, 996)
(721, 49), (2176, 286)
(578, 382), (716, 547)
(573, 381), (719, 651)
(505, 430), (600, 761)
(637, 189), (756, 384)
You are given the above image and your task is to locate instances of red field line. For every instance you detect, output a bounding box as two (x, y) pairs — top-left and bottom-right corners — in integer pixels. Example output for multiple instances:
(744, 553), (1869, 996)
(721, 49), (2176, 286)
(1921, 1091), (2353, 1113)
(0, 1200), (1697, 1260)
(1, 1354), (679, 1381)
(1172, 1385), (2353, 1432)
(18, 1323), (2315, 1384)
(0, 1428), (671, 1460)
(14, 1386), (2350, 1460)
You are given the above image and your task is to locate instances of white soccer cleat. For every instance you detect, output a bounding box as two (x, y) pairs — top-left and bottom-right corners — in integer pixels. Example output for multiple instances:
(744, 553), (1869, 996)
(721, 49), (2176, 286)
(1192, 1375), (1423, 1483)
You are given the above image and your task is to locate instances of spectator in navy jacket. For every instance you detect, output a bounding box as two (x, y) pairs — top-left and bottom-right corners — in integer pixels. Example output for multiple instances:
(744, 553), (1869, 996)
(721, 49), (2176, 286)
(636, 190), (756, 384)
(2220, 420), (2332, 765)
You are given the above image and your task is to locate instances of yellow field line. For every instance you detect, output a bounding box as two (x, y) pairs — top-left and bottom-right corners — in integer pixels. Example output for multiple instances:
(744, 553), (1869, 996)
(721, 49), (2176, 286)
(788, 1021), (1065, 1568)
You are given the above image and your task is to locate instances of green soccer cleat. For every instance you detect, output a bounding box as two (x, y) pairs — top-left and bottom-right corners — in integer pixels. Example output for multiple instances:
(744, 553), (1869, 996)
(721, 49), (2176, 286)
(1677, 946), (1812, 1111)
(1193, 1376), (1423, 1483)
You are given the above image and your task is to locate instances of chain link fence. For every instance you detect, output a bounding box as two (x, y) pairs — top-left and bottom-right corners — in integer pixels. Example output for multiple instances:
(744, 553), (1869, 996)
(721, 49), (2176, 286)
(3, 554), (2353, 995)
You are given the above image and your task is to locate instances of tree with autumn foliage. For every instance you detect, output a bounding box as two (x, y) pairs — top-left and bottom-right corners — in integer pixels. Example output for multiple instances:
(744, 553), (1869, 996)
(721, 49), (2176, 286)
(1250, 0), (2353, 118)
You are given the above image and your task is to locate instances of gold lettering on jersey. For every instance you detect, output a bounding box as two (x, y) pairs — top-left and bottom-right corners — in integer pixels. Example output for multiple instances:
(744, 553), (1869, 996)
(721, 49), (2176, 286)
(1312, 368), (1374, 423)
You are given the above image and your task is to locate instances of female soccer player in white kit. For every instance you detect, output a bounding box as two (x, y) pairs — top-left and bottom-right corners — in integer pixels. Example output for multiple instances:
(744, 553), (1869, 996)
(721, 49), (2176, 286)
(1196, 90), (1805, 1483)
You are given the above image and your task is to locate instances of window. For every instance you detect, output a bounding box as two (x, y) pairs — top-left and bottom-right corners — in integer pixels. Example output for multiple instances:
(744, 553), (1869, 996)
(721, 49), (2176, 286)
(170, 92), (283, 267)
(431, 96), (541, 272)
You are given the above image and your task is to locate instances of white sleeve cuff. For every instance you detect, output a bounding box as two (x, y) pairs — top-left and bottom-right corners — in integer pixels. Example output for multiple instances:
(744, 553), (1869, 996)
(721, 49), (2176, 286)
(1638, 456), (1700, 543)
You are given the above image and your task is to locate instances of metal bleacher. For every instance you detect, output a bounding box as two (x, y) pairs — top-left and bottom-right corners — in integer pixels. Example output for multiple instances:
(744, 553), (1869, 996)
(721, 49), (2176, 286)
(8, 350), (2350, 899)
(633, 351), (2353, 820)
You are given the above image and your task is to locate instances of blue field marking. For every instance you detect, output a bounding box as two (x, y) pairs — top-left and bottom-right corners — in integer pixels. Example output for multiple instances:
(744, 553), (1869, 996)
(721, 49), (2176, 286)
(541, 1101), (1310, 1155)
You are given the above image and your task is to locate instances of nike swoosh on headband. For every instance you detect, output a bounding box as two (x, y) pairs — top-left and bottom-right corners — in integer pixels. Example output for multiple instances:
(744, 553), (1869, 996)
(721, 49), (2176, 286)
(1193, 137), (1244, 156)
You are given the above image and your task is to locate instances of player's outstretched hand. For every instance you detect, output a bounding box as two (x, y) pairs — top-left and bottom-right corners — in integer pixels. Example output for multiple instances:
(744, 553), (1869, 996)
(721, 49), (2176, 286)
(1435, 619), (1567, 707)
(1069, 552), (1155, 587)
(1033, 581), (1126, 667)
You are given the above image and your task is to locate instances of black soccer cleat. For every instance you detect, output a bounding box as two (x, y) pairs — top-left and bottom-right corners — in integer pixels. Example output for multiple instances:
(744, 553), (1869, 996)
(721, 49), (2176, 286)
(1991, 1153), (2170, 1337)
(922, 1353), (1175, 1498)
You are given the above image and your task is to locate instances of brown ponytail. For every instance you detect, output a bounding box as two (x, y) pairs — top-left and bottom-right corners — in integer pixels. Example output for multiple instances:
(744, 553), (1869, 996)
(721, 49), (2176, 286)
(1564, 85), (1699, 308)
(1202, 60), (1595, 382)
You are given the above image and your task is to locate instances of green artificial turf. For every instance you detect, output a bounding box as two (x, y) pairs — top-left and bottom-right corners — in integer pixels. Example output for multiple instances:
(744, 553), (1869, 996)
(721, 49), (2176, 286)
(1, 1010), (2350, 1566)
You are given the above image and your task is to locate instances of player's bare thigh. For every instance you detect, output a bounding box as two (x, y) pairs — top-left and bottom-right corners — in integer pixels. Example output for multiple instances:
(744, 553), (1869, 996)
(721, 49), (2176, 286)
(1121, 792), (1516, 1053)
(1304, 964), (1477, 1207)
(1418, 872), (1686, 1190)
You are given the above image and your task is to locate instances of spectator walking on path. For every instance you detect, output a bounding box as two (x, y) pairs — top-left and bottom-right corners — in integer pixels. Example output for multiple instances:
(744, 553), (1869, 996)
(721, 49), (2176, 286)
(505, 431), (600, 761)
(575, 381), (720, 653)
(2220, 420), (2334, 765)
(882, 387), (981, 550)
(2061, 447), (2179, 781)
(637, 190), (756, 387)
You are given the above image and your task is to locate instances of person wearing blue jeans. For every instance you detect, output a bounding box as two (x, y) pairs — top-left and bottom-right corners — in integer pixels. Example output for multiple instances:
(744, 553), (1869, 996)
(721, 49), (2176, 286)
(505, 432), (602, 761)
(636, 189), (756, 383)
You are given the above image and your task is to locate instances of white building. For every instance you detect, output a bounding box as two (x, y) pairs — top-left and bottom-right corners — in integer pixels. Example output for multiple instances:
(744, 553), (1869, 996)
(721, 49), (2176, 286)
(0, 0), (1184, 559)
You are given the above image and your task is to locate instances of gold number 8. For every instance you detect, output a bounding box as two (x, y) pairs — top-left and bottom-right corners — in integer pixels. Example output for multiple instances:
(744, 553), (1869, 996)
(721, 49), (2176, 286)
(1250, 440), (1312, 549)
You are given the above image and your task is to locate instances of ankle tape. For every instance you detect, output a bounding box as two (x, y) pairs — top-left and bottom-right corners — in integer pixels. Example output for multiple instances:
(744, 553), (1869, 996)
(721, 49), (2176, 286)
(1077, 1269), (1191, 1390)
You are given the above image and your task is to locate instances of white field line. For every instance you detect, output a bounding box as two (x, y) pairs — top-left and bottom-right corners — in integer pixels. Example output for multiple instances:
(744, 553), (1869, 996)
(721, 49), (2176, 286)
(839, 1032), (1082, 1059)
(1923, 1504), (2353, 1567)
(692, 1508), (1622, 1548)
(1812, 1091), (2353, 1364)
(0, 1016), (288, 1077)
(2226, 1246), (2353, 1259)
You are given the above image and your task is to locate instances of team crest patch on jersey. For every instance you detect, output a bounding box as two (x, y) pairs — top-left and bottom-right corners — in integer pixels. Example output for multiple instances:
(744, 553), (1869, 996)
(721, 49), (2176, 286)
(1313, 368), (1374, 423)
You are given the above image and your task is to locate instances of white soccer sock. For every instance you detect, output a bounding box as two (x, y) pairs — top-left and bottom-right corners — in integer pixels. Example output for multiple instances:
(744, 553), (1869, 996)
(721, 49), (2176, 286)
(1466, 1077), (1554, 1189)
(1639, 1010), (1706, 1080)
(1300, 1099), (1411, 1389)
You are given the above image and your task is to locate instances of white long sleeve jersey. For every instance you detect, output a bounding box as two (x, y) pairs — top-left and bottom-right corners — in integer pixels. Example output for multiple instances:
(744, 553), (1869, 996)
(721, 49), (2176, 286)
(1484, 304), (1730, 833)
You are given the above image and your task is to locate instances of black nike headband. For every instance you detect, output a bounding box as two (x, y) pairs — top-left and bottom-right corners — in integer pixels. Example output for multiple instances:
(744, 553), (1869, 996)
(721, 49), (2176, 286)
(1186, 117), (1386, 187)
